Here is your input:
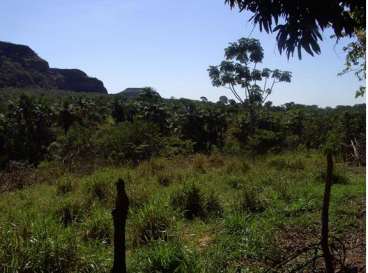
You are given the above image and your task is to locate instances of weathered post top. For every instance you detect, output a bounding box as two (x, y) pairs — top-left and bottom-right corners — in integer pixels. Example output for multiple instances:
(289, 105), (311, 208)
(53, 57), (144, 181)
(115, 178), (129, 213)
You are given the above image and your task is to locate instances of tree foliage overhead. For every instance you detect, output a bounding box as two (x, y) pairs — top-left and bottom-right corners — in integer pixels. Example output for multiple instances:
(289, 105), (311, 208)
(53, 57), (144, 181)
(338, 8), (366, 97)
(225, 0), (365, 58)
(208, 38), (291, 105)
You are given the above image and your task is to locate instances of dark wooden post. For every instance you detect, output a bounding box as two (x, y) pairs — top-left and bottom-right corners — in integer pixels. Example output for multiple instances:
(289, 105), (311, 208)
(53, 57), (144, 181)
(112, 179), (129, 273)
(321, 152), (334, 273)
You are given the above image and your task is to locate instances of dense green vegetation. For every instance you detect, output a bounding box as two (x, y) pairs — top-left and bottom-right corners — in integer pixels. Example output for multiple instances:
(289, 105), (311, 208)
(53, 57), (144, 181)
(0, 88), (365, 171)
(0, 88), (365, 272)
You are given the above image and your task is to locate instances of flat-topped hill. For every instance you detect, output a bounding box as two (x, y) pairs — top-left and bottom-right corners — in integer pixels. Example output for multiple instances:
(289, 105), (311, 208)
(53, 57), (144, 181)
(0, 41), (107, 94)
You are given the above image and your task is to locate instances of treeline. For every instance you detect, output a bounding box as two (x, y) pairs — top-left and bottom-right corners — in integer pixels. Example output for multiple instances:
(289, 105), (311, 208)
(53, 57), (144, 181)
(0, 89), (365, 169)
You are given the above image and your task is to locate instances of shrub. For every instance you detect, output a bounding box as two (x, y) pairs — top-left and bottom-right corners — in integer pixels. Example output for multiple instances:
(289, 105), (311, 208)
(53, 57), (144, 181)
(170, 184), (206, 220)
(237, 186), (266, 213)
(170, 184), (223, 220)
(81, 208), (112, 244)
(131, 200), (174, 246)
(1, 94), (55, 166)
(247, 129), (284, 154)
(160, 136), (194, 157)
(48, 125), (96, 170)
(157, 170), (174, 187)
(83, 178), (113, 204)
(55, 197), (84, 227)
(272, 180), (294, 202)
(56, 178), (73, 195)
(94, 121), (161, 163)
(205, 191), (223, 218)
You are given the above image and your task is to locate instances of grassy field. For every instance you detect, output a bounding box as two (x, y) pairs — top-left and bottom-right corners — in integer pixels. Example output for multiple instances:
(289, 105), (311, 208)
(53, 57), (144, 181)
(0, 151), (365, 273)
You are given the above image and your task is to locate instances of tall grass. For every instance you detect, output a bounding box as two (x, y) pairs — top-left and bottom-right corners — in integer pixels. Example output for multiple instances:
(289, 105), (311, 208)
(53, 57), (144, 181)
(0, 151), (364, 272)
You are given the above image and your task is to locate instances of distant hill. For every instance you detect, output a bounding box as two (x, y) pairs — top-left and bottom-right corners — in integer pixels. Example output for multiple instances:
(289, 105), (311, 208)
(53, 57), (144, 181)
(117, 88), (146, 98)
(0, 41), (107, 94)
(116, 87), (161, 99)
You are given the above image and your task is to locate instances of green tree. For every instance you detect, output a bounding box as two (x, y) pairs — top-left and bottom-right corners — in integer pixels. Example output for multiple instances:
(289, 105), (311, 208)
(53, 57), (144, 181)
(208, 37), (291, 137)
(225, 0), (365, 58)
(3, 95), (55, 165)
(338, 8), (366, 97)
(58, 101), (75, 135)
(137, 87), (162, 103)
(218, 96), (229, 105)
(200, 96), (208, 103)
(208, 38), (291, 105)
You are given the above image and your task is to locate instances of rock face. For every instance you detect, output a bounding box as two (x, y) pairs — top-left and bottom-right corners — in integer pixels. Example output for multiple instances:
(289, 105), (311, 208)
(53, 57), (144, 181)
(0, 41), (107, 94)
(50, 68), (107, 93)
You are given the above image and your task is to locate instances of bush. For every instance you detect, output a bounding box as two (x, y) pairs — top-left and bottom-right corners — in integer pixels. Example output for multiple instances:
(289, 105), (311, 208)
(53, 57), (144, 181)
(1, 94), (55, 166)
(83, 178), (113, 204)
(170, 184), (223, 220)
(131, 200), (174, 246)
(55, 197), (84, 227)
(272, 180), (294, 202)
(129, 241), (199, 273)
(48, 125), (96, 170)
(160, 136), (194, 157)
(56, 178), (73, 195)
(237, 186), (266, 213)
(170, 184), (206, 220)
(157, 170), (174, 187)
(81, 208), (112, 244)
(205, 191), (223, 218)
(94, 121), (161, 163)
(248, 129), (284, 154)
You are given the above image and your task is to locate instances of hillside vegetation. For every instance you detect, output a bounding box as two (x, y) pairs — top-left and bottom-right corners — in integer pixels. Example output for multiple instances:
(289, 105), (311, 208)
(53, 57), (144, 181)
(0, 88), (365, 273)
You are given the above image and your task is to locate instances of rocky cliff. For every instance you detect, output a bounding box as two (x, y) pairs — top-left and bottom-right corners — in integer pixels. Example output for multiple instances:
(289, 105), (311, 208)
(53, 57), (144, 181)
(0, 41), (107, 94)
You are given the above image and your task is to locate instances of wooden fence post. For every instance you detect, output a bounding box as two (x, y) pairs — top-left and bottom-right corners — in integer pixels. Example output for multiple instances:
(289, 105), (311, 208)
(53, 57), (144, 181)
(111, 179), (129, 273)
(321, 152), (334, 273)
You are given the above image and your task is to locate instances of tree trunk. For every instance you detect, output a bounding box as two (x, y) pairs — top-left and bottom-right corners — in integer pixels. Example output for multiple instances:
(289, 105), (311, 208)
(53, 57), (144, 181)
(111, 179), (129, 273)
(321, 152), (334, 273)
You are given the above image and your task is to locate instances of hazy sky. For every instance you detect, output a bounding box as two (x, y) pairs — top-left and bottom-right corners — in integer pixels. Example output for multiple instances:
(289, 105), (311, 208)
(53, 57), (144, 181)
(1, 0), (365, 106)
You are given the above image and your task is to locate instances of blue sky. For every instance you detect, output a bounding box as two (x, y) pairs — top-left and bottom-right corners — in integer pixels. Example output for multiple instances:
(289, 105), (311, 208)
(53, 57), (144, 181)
(0, 0), (365, 106)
